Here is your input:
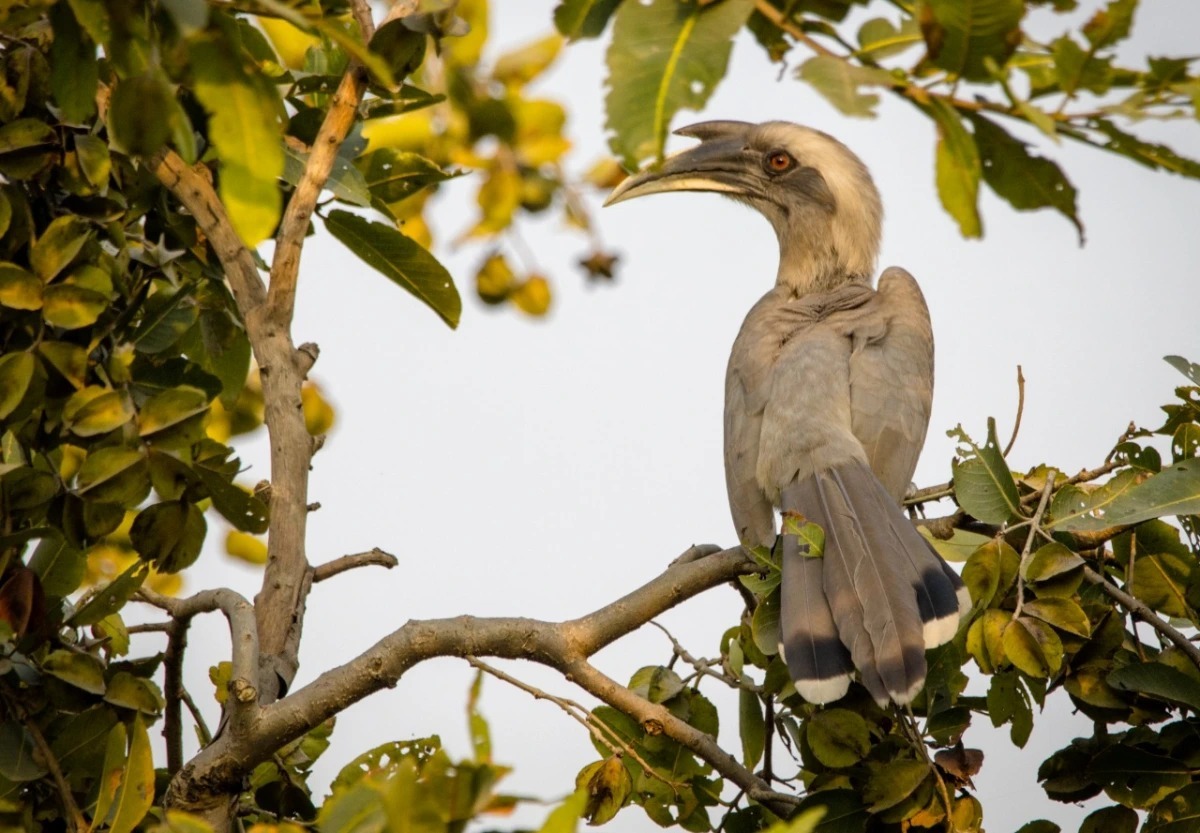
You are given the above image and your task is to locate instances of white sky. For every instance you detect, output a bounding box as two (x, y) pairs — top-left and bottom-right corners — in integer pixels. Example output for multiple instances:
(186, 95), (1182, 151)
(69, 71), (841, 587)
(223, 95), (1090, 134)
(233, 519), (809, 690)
(158, 2), (1200, 830)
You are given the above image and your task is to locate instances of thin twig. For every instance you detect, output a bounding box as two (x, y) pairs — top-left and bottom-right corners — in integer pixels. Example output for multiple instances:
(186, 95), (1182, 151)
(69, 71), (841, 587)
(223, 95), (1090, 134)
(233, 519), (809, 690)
(1083, 566), (1200, 670)
(313, 548), (399, 583)
(127, 621), (172, 634)
(1013, 472), (1056, 620)
(1003, 366), (1025, 458)
(650, 621), (761, 693)
(4, 692), (86, 833)
(466, 657), (680, 789)
(182, 687), (214, 746)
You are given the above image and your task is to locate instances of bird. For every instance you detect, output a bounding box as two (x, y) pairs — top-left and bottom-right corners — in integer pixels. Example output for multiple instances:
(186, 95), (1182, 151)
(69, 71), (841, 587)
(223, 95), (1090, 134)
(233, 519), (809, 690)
(606, 120), (968, 706)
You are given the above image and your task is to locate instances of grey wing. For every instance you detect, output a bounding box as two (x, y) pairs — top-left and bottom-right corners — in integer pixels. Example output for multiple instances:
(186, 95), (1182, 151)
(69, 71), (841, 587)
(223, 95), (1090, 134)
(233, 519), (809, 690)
(847, 267), (934, 502)
(724, 343), (775, 549)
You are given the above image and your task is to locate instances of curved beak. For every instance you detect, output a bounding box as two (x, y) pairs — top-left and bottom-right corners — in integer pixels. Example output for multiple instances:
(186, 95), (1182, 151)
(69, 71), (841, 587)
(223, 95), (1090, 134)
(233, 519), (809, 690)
(604, 120), (759, 207)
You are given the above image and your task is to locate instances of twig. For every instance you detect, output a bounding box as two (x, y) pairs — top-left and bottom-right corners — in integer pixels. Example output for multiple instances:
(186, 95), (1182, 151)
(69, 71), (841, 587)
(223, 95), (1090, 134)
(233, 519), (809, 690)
(1003, 366), (1025, 458)
(313, 548), (399, 583)
(905, 485), (954, 507)
(753, 0), (836, 57)
(127, 621), (172, 634)
(1013, 472), (1056, 620)
(182, 687), (214, 746)
(466, 657), (680, 789)
(4, 692), (86, 833)
(1083, 566), (1200, 670)
(164, 619), (190, 774)
(650, 621), (761, 693)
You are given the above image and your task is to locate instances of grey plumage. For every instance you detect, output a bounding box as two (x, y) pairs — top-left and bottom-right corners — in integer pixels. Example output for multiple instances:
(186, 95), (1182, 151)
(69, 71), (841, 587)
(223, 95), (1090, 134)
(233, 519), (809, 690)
(607, 120), (967, 705)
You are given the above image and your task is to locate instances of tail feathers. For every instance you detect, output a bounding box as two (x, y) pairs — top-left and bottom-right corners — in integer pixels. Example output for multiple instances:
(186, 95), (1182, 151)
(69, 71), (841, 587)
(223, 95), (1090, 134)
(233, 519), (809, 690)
(851, 475), (965, 650)
(779, 534), (852, 705)
(787, 464), (928, 706)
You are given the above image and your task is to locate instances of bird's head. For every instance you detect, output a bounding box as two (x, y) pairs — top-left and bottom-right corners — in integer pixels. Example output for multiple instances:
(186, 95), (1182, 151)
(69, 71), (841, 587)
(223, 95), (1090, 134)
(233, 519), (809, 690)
(605, 120), (882, 290)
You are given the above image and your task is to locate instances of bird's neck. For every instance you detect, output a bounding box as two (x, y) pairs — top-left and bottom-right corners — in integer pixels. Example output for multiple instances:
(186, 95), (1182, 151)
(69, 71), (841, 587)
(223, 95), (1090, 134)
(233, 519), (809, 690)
(774, 220), (871, 295)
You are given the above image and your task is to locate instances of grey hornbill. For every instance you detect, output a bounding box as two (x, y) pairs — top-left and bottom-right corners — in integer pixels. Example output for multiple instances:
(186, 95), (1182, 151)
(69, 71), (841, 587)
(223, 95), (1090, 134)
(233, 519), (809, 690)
(607, 120), (968, 706)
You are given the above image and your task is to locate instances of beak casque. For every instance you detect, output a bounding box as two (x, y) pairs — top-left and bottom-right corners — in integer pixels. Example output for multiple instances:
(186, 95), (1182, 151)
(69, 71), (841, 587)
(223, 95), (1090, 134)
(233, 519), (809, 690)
(604, 120), (758, 207)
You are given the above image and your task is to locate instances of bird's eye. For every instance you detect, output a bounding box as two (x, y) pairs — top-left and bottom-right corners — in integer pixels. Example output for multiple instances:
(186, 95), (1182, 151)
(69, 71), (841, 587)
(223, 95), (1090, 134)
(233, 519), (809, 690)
(765, 150), (795, 174)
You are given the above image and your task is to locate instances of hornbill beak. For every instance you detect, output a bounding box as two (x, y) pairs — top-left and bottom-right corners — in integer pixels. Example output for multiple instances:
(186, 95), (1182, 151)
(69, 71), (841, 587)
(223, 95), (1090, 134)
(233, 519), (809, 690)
(603, 120), (761, 207)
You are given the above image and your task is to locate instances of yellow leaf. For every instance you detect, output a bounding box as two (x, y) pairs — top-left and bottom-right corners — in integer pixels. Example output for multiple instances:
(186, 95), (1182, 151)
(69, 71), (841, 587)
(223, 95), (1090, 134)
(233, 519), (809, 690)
(91, 722), (126, 832)
(258, 18), (319, 70)
(226, 530), (268, 565)
(109, 714), (154, 833)
(301, 381), (335, 435)
(494, 34), (563, 89)
(443, 0), (488, 66)
(511, 275), (551, 316)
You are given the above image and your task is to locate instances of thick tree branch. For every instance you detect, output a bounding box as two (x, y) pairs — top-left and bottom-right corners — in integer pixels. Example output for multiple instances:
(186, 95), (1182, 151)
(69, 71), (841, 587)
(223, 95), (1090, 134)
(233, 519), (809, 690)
(166, 546), (759, 818)
(164, 619), (190, 774)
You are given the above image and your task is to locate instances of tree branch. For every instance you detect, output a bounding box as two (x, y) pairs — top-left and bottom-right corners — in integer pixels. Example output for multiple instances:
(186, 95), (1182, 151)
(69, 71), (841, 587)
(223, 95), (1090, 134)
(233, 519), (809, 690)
(313, 548), (399, 583)
(137, 588), (260, 738)
(1082, 566), (1200, 670)
(165, 546), (761, 817)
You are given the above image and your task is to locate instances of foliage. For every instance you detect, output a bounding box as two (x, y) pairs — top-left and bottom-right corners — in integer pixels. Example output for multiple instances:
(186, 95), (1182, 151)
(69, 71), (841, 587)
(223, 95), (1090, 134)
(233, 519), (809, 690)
(0, 1), (1196, 833)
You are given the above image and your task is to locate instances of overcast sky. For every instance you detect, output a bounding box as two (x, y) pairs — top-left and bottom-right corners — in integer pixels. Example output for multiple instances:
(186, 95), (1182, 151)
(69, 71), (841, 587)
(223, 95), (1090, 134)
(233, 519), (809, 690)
(161, 2), (1200, 830)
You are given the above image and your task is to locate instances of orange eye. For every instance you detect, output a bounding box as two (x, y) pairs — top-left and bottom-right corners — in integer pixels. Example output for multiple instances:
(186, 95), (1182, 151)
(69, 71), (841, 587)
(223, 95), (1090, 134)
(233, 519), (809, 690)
(766, 150), (794, 173)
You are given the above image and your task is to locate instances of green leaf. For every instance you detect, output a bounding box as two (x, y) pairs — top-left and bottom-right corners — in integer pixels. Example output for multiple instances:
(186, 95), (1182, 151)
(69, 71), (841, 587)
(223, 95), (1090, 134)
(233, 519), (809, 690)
(108, 75), (174, 157)
(928, 99), (982, 237)
(109, 714), (154, 833)
(555, 0), (621, 40)
(41, 648), (107, 694)
(750, 589), (780, 656)
(74, 135), (111, 189)
(1165, 355), (1200, 385)
(1147, 783), (1200, 833)
(0, 119), (57, 179)
(794, 789), (869, 833)
(1048, 469), (1139, 530)
(0, 263), (41, 310)
(49, 2), (98, 124)
(1015, 823), (1061, 833)
(63, 387), (131, 437)
(919, 0), (1025, 81)
(1108, 661), (1200, 712)
(282, 144), (371, 207)
(1023, 597), (1091, 637)
(0, 352), (36, 419)
(0, 723), (47, 782)
(130, 501), (207, 573)
(1082, 0), (1136, 48)
(30, 215), (91, 281)
(1056, 460), (1200, 532)
(806, 708), (871, 768)
(962, 538), (1020, 609)
(797, 56), (893, 118)
(467, 670), (492, 763)
(1003, 616), (1063, 678)
(355, 149), (455, 204)
(138, 386), (211, 438)
(738, 689), (765, 769)
(28, 535), (85, 597)
(104, 671), (164, 715)
(629, 666), (684, 703)
(69, 562), (147, 626)
(863, 759), (929, 812)
(950, 418), (1021, 522)
(65, 0), (111, 45)
(133, 289), (198, 354)
(1089, 117), (1200, 180)
(193, 466), (269, 534)
(918, 525), (991, 562)
(1023, 541), (1084, 583)
(48, 706), (118, 778)
(1130, 552), (1195, 618)
(539, 788), (589, 833)
(857, 16), (922, 59)
(970, 114), (1083, 242)
(604, 0), (754, 167)
(75, 447), (150, 506)
(324, 210), (461, 328)
(189, 34), (284, 246)
(42, 284), (109, 329)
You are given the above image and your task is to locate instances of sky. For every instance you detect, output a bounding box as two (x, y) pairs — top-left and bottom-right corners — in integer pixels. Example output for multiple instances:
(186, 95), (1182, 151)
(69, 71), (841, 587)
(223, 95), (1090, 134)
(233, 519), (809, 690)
(152, 1), (1200, 830)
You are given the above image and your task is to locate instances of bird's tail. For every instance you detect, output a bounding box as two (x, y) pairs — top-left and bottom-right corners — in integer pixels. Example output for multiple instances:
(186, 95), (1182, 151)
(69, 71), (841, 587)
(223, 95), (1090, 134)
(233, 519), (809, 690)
(780, 461), (966, 706)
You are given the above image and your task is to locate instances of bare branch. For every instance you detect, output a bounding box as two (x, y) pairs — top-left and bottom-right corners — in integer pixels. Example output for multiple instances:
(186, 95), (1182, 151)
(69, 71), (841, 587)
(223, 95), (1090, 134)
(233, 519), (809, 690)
(4, 692), (86, 833)
(1013, 472), (1056, 620)
(137, 587), (260, 737)
(182, 687), (214, 747)
(167, 547), (759, 816)
(313, 548), (399, 583)
(164, 619), (189, 774)
(1003, 365), (1025, 458)
(1083, 566), (1200, 671)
